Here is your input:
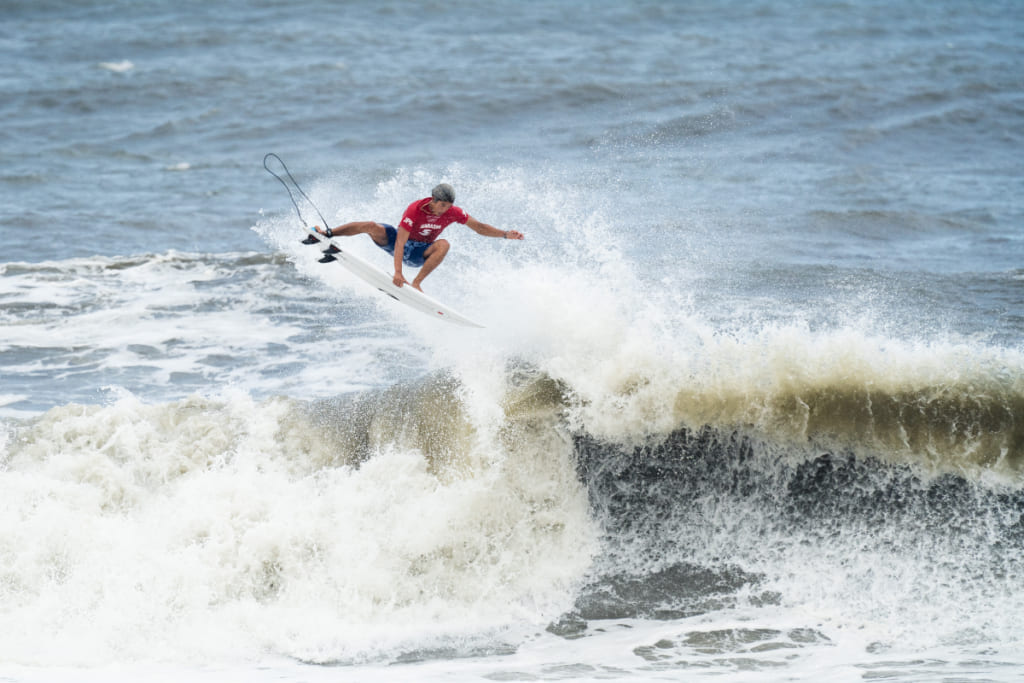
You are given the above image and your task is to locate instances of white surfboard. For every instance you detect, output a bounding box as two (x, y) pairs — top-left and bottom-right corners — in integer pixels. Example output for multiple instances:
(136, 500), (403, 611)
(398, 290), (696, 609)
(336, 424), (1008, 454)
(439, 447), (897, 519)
(302, 228), (483, 328)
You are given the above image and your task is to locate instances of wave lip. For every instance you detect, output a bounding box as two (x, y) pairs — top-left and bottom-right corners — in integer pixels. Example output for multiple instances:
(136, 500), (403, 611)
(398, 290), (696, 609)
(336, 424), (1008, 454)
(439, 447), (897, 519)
(673, 369), (1024, 478)
(545, 326), (1024, 480)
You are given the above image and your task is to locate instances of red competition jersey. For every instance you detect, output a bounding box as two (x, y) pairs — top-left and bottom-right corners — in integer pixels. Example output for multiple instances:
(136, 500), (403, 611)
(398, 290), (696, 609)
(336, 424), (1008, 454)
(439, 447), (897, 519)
(399, 198), (469, 243)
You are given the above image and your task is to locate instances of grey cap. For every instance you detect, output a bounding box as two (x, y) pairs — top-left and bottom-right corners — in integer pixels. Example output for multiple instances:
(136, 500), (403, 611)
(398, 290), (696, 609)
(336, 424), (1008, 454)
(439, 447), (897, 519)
(431, 183), (455, 203)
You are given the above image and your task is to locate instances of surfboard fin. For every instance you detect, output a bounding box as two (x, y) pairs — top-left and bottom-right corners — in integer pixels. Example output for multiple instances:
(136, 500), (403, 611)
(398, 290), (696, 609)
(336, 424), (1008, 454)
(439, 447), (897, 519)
(318, 253), (337, 263)
(324, 244), (340, 254)
(302, 235), (320, 245)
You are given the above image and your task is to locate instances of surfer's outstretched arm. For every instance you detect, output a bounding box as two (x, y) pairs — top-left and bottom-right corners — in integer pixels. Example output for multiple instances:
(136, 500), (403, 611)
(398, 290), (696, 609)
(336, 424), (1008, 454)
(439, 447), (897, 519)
(465, 216), (524, 240)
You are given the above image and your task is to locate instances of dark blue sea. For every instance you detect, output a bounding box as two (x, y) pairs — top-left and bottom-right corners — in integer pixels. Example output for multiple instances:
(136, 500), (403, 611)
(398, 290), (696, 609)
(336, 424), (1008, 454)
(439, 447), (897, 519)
(2, 1), (1023, 681)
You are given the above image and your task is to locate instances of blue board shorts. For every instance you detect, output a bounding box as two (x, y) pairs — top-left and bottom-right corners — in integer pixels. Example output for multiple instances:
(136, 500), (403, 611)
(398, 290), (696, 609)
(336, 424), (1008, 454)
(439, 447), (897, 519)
(379, 224), (431, 267)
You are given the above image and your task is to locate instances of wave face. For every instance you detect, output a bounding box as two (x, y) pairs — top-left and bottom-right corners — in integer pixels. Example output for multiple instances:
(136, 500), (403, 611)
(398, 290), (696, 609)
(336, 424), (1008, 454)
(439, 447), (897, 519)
(572, 424), (1024, 643)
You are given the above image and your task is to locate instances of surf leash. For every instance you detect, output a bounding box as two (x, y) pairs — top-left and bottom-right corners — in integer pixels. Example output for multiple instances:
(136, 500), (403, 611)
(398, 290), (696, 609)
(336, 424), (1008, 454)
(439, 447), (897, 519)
(262, 153), (331, 231)
(262, 153), (342, 261)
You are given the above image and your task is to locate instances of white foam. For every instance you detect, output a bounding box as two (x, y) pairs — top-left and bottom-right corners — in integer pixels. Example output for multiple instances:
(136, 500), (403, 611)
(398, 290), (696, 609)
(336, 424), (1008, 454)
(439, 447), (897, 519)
(0, 251), (404, 412)
(98, 60), (134, 73)
(0, 387), (597, 667)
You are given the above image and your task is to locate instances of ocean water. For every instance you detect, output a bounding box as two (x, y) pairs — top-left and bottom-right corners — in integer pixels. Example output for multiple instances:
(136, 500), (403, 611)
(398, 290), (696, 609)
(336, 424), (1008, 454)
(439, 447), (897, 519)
(2, 0), (1023, 681)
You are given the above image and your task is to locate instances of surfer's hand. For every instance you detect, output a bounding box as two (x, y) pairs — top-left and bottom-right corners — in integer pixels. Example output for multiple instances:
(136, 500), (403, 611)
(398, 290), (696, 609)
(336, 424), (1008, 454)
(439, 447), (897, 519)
(393, 272), (407, 288)
(504, 230), (524, 240)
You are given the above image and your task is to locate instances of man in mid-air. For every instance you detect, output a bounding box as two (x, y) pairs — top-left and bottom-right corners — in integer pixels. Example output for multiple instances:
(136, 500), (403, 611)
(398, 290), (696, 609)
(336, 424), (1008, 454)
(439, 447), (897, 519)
(315, 183), (524, 292)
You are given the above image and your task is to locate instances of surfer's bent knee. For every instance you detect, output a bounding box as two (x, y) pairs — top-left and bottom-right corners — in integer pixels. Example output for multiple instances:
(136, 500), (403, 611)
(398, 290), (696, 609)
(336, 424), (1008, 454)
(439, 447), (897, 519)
(426, 239), (450, 256)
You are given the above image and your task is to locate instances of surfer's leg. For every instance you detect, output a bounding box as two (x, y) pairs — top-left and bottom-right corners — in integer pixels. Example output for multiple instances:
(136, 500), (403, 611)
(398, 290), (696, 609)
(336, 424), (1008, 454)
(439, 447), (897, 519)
(321, 221), (389, 246)
(410, 239), (449, 292)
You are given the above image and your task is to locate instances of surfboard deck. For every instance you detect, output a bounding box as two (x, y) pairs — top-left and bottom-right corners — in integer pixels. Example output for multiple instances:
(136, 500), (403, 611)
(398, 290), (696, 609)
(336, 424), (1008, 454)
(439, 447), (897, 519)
(301, 228), (484, 328)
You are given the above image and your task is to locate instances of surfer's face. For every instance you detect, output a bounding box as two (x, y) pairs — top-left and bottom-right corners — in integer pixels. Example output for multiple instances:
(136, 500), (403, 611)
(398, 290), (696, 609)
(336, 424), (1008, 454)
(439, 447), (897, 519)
(428, 200), (452, 215)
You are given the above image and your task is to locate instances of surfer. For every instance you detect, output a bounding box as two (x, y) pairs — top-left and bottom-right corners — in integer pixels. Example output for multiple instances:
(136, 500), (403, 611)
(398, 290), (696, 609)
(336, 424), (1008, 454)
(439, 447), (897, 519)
(314, 183), (524, 292)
